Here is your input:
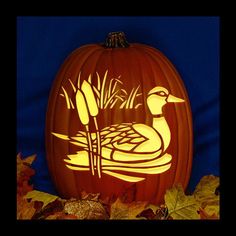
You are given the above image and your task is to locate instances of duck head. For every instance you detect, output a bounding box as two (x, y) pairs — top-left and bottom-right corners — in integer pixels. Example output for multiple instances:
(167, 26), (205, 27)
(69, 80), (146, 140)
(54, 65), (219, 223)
(147, 86), (185, 115)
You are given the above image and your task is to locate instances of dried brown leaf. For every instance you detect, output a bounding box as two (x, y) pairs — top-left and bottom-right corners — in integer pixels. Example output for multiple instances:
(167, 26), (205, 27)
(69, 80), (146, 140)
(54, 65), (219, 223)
(17, 153), (36, 196)
(110, 198), (147, 220)
(17, 195), (36, 220)
(64, 199), (108, 220)
(198, 208), (219, 220)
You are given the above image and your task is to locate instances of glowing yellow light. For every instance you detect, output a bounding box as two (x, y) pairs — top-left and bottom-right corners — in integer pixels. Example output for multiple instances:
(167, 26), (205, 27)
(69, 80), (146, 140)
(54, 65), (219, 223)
(52, 72), (185, 182)
(102, 171), (145, 182)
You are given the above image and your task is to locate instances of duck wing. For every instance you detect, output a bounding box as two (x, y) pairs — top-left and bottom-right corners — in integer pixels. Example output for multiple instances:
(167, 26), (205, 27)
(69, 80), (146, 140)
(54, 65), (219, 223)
(56, 122), (162, 154)
(99, 123), (148, 152)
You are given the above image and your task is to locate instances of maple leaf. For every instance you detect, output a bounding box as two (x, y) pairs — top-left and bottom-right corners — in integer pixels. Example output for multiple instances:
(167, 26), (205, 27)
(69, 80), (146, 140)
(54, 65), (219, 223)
(64, 199), (108, 220)
(17, 153), (36, 196)
(110, 198), (147, 220)
(17, 195), (36, 220)
(198, 208), (219, 220)
(164, 184), (200, 220)
(137, 208), (156, 220)
(33, 199), (65, 219)
(194, 175), (219, 218)
(24, 190), (59, 209)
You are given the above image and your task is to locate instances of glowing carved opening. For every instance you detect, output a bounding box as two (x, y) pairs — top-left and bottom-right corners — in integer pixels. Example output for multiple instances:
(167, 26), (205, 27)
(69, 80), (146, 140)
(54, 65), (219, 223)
(52, 71), (185, 182)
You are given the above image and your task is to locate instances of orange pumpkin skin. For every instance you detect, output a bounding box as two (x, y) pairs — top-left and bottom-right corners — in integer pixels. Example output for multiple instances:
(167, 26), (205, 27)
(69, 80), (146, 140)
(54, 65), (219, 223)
(45, 33), (193, 204)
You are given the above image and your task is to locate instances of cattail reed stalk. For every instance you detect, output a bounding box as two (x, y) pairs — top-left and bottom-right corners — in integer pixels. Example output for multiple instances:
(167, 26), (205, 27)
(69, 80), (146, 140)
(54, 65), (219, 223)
(75, 89), (95, 176)
(81, 79), (102, 178)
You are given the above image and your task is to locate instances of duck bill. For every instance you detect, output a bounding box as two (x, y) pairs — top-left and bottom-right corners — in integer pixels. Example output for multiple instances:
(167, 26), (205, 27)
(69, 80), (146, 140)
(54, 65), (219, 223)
(167, 94), (185, 103)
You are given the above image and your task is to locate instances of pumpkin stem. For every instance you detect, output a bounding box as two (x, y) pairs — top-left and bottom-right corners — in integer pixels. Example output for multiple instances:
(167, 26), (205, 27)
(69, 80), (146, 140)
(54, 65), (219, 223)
(104, 32), (130, 48)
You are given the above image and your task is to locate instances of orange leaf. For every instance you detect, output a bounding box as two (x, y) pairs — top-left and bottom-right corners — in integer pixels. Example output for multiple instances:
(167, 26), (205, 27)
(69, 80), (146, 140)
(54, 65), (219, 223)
(17, 153), (36, 196)
(110, 198), (147, 219)
(199, 208), (219, 220)
(17, 195), (36, 220)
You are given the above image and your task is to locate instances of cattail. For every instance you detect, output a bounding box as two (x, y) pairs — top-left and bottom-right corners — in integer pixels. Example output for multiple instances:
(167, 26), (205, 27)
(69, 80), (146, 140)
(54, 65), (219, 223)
(75, 89), (94, 176)
(75, 89), (90, 125)
(81, 79), (101, 178)
(81, 79), (99, 116)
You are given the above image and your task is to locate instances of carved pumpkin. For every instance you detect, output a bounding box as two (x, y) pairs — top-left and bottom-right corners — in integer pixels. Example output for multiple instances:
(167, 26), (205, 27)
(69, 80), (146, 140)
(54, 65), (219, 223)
(45, 32), (193, 204)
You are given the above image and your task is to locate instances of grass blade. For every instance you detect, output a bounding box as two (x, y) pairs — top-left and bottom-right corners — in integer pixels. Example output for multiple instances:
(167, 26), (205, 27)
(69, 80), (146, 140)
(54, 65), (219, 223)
(129, 85), (140, 108)
(110, 98), (119, 109)
(100, 70), (108, 108)
(104, 90), (120, 108)
(120, 100), (127, 109)
(108, 78), (114, 99)
(61, 86), (71, 109)
(77, 72), (81, 89)
(125, 88), (135, 109)
(134, 103), (142, 109)
(69, 79), (76, 92)
(96, 72), (101, 91)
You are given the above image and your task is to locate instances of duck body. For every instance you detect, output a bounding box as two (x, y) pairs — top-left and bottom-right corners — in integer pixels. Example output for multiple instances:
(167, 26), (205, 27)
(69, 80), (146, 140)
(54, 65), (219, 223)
(52, 86), (184, 182)
(65, 120), (168, 162)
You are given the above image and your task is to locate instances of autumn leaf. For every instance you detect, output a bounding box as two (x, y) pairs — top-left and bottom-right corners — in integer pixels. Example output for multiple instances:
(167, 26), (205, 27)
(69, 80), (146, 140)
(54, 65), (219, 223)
(17, 153), (36, 196)
(33, 199), (65, 219)
(194, 175), (219, 202)
(24, 190), (59, 209)
(64, 199), (108, 219)
(164, 184), (200, 219)
(17, 195), (36, 220)
(137, 208), (156, 220)
(194, 175), (219, 218)
(110, 198), (147, 220)
(198, 208), (218, 220)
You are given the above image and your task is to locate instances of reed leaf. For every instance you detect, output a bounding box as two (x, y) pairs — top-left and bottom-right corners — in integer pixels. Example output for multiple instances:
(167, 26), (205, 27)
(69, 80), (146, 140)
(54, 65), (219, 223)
(69, 79), (76, 92)
(77, 72), (81, 89)
(108, 78), (114, 98)
(110, 98), (119, 109)
(135, 103), (142, 109)
(96, 72), (101, 91)
(111, 81), (118, 94)
(103, 90), (108, 107)
(129, 85), (140, 108)
(125, 88), (135, 109)
(88, 74), (92, 83)
(100, 70), (108, 108)
(70, 98), (75, 109)
(104, 90), (120, 109)
(115, 95), (125, 101)
(120, 100), (127, 109)
(92, 85), (101, 98)
(121, 89), (127, 95)
(61, 86), (71, 109)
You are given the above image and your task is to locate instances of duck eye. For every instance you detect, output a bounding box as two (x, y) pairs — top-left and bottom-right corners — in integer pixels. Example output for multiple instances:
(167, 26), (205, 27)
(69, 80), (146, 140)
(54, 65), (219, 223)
(157, 91), (166, 96)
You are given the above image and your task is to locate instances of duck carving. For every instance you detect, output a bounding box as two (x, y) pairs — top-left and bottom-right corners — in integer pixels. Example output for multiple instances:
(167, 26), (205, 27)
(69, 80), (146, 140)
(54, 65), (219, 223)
(52, 86), (185, 183)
